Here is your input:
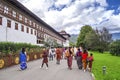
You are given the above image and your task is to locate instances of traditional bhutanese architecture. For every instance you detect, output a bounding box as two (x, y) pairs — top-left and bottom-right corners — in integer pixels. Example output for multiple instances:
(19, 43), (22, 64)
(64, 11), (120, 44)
(0, 0), (67, 46)
(59, 30), (71, 47)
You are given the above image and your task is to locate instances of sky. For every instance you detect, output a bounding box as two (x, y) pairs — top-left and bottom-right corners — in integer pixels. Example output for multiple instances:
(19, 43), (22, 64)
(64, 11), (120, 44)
(17, 0), (120, 34)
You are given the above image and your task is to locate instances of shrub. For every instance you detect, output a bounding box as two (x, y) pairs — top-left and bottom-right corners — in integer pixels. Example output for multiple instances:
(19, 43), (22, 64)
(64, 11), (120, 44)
(0, 42), (41, 56)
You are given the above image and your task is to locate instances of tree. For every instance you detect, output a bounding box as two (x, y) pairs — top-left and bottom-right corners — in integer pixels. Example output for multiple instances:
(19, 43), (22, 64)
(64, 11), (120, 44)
(109, 40), (120, 56)
(98, 27), (112, 52)
(76, 25), (94, 48)
(76, 25), (112, 52)
(84, 30), (99, 50)
(69, 42), (76, 47)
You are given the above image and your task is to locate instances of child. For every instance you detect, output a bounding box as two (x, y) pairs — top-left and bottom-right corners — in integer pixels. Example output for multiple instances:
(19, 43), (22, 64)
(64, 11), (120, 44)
(88, 53), (94, 72)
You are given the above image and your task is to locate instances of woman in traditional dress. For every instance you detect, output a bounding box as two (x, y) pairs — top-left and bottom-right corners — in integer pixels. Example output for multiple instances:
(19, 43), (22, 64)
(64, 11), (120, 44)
(82, 49), (88, 72)
(76, 48), (82, 69)
(65, 47), (73, 70)
(56, 48), (61, 64)
(19, 48), (27, 70)
(40, 48), (49, 69)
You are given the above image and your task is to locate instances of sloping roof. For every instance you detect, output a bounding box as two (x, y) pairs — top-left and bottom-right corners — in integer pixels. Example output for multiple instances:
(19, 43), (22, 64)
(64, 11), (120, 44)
(6, 0), (66, 40)
(59, 30), (71, 37)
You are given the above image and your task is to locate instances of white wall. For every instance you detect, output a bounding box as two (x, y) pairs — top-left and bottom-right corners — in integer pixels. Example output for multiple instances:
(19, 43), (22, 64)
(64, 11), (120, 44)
(57, 39), (62, 45)
(63, 40), (69, 47)
(0, 15), (7, 41)
(0, 15), (37, 45)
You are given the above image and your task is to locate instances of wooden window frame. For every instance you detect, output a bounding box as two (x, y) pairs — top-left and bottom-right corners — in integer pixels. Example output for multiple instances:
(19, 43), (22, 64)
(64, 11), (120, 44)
(19, 14), (22, 21)
(21, 25), (24, 32)
(0, 17), (2, 25)
(34, 30), (36, 35)
(12, 10), (16, 18)
(15, 23), (18, 30)
(31, 29), (33, 34)
(4, 6), (8, 14)
(27, 27), (29, 33)
(7, 19), (11, 28)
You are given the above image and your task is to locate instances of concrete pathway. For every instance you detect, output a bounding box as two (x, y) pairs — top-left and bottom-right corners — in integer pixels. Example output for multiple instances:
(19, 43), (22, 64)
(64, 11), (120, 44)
(0, 59), (93, 80)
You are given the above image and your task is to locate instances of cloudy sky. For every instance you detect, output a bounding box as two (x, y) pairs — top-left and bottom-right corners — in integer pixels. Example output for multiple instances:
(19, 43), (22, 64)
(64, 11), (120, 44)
(17, 0), (120, 34)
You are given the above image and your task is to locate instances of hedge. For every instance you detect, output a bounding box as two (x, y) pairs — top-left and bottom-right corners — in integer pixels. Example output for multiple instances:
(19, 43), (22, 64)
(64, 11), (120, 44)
(0, 42), (42, 57)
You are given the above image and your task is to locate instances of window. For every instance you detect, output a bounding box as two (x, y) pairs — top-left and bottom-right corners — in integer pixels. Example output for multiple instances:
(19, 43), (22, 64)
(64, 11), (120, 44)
(34, 30), (36, 35)
(37, 39), (41, 44)
(15, 23), (18, 30)
(25, 18), (27, 23)
(19, 14), (22, 21)
(35, 23), (37, 28)
(21, 25), (24, 32)
(12, 11), (16, 18)
(31, 29), (33, 34)
(22, 16), (25, 22)
(7, 20), (11, 28)
(16, 13), (19, 19)
(29, 20), (31, 25)
(8, 8), (12, 16)
(26, 27), (29, 33)
(33, 23), (35, 27)
(27, 19), (29, 24)
(4, 6), (8, 14)
(31, 22), (33, 26)
(0, 17), (2, 25)
(0, 3), (4, 12)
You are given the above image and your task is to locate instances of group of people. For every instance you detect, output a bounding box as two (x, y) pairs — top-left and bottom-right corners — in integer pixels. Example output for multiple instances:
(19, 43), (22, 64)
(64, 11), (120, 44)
(19, 47), (94, 72)
(63, 47), (94, 72)
(74, 47), (94, 72)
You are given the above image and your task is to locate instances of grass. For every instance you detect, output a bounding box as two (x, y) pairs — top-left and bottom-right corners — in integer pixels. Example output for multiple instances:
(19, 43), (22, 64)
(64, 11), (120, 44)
(91, 51), (120, 80)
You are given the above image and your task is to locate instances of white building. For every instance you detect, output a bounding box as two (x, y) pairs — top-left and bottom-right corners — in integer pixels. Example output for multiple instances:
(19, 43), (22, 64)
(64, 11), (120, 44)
(0, 0), (68, 46)
(59, 30), (71, 47)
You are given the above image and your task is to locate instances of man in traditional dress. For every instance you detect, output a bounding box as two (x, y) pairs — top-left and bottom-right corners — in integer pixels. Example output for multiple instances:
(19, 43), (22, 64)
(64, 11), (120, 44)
(40, 48), (49, 69)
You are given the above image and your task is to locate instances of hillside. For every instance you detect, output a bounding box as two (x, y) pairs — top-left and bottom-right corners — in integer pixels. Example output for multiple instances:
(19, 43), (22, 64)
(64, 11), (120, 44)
(69, 34), (78, 43)
(69, 33), (120, 44)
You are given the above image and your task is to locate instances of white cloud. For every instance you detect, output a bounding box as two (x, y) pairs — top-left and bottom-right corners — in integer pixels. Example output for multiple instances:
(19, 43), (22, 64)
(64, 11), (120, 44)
(96, 0), (108, 7)
(17, 0), (120, 34)
(55, 0), (71, 6)
(94, 13), (120, 33)
(117, 6), (120, 13)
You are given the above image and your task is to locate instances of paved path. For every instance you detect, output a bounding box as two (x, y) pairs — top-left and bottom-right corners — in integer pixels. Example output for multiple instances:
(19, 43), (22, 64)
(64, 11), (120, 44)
(0, 59), (93, 80)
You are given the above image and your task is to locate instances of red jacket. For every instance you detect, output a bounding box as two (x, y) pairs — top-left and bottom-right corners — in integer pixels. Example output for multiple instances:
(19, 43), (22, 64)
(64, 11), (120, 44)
(82, 52), (88, 60)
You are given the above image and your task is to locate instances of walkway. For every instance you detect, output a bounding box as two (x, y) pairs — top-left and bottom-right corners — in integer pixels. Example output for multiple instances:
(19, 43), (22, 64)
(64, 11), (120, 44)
(0, 59), (93, 80)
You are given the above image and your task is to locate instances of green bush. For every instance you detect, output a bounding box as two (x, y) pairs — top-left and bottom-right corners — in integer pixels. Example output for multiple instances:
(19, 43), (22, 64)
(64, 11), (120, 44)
(109, 40), (120, 56)
(0, 42), (41, 56)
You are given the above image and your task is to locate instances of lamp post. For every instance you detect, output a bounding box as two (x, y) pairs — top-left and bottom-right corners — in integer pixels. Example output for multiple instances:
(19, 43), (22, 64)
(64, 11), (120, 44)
(102, 66), (106, 75)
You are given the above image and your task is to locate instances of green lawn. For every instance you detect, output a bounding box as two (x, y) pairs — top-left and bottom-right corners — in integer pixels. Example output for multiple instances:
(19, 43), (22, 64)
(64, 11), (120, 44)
(91, 51), (120, 80)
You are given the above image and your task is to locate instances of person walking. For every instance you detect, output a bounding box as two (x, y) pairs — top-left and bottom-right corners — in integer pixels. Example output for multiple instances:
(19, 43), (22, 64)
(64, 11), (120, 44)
(19, 48), (27, 70)
(40, 48), (49, 69)
(74, 47), (78, 60)
(65, 47), (73, 70)
(82, 49), (88, 72)
(56, 48), (61, 64)
(88, 53), (94, 72)
(49, 48), (54, 61)
(76, 48), (82, 69)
